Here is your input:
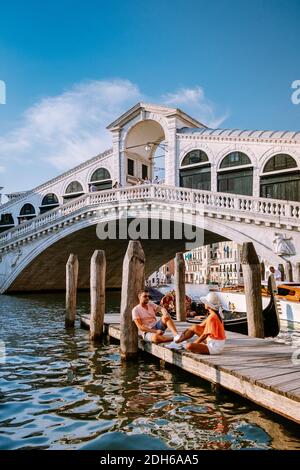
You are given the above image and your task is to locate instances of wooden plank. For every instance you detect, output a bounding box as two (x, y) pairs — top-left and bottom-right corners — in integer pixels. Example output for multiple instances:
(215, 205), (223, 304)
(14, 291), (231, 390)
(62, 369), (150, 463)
(79, 313), (300, 422)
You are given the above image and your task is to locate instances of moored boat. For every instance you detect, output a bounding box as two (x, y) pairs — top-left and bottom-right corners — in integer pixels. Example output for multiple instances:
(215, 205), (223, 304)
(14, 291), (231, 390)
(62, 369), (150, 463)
(220, 283), (300, 331)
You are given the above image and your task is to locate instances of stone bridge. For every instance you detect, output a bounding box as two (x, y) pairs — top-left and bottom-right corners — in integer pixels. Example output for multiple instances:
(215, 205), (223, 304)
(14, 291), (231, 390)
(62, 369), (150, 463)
(1, 184), (300, 293)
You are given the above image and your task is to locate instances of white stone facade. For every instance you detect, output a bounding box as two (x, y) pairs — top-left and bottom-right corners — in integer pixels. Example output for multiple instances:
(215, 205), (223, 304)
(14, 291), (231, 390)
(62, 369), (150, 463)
(1, 102), (300, 293)
(1, 102), (300, 230)
(184, 242), (244, 286)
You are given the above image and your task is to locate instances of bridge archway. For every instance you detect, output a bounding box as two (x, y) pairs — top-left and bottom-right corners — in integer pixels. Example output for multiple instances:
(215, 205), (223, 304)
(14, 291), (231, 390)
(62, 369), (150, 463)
(2, 202), (288, 293)
(124, 119), (166, 183)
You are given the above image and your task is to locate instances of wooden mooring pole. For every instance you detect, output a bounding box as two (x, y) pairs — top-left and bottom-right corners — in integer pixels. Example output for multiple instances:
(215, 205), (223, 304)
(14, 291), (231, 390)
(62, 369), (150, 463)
(284, 261), (293, 282)
(65, 253), (79, 328)
(175, 252), (186, 321)
(278, 263), (285, 281)
(241, 242), (264, 338)
(294, 262), (300, 283)
(120, 241), (145, 360)
(260, 261), (265, 282)
(90, 250), (106, 341)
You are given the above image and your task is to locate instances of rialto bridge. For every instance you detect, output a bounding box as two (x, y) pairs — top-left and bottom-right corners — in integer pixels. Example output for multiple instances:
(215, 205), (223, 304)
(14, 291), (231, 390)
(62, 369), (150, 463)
(0, 103), (300, 293)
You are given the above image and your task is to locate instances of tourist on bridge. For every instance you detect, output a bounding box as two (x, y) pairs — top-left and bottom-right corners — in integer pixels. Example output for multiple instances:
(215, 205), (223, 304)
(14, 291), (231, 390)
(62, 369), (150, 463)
(89, 183), (98, 192)
(132, 290), (180, 344)
(175, 292), (226, 355)
(269, 266), (282, 283)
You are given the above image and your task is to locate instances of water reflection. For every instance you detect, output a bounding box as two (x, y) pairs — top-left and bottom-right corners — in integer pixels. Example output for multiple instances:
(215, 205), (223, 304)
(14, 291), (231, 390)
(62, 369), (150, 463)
(0, 292), (299, 450)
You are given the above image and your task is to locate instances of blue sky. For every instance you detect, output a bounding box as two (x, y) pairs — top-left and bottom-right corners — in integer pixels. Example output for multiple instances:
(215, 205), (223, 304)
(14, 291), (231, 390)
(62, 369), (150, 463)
(0, 0), (300, 196)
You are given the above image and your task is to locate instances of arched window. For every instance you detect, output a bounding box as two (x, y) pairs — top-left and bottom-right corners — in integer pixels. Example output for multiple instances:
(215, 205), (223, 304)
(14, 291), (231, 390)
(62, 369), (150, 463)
(181, 149), (209, 166)
(18, 203), (36, 224)
(65, 181), (84, 194)
(0, 213), (14, 233)
(180, 150), (211, 191)
(260, 154), (300, 202)
(40, 193), (59, 214)
(218, 152), (253, 196)
(263, 154), (297, 173)
(64, 181), (84, 201)
(220, 152), (251, 168)
(89, 168), (112, 191)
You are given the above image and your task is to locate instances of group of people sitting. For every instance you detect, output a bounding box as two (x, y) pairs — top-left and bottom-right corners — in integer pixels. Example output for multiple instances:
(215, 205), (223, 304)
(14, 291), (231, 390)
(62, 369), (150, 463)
(132, 290), (226, 355)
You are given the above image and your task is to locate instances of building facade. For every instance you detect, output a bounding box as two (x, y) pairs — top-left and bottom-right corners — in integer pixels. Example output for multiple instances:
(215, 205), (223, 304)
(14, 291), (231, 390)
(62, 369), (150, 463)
(1, 101), (300, 235)
(184, 241), (244, 286)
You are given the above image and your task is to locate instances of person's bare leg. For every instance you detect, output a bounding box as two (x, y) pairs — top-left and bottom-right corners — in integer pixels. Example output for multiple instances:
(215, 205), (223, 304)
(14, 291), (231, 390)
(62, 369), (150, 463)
(176, 324), (205, 343)
(161, 313), (178, 335)
(175, 327), (195, 343)
(152, 333), (173, 344)
(185, 342), (210, 354)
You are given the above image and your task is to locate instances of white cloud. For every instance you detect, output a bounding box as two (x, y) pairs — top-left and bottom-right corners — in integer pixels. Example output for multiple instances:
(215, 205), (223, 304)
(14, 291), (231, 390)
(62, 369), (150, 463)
(0, 79), (143, 172)
(162, 86), (228, 128)
(0, 80), (228, 194)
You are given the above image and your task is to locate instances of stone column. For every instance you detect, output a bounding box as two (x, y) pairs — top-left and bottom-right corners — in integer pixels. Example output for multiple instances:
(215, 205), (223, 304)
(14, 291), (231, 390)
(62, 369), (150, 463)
(165, 119), (177, 186)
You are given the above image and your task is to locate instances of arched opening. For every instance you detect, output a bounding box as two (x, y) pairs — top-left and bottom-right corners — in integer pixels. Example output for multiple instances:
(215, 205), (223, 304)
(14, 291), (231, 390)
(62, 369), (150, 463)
(18, 203), (36, 224)
(0, 213), (14, 233)
(40, 193), (59, 214)
(260, 154), (300, 201)
(217, 152), (253, 196)
(63, 181), (84, 202)
(89, 168), (112, 191)
(179, 149), (211, 190)
(125, 120), (166, 184)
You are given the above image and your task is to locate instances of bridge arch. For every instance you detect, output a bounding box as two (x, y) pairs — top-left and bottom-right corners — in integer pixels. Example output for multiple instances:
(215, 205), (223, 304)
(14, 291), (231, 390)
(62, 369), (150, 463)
(124, 119), (167, 182)
(2, 202), (287, 293)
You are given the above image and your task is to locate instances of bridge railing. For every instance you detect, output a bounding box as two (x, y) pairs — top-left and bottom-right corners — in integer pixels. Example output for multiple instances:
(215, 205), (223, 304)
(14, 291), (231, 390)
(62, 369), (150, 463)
(0, 184), (299, 247)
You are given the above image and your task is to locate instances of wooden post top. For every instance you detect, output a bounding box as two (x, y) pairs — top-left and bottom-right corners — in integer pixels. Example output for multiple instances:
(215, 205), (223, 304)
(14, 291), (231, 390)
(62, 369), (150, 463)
(67, 253), (78, 265)
(241, 242), (259, 265)
(126, 240), (145, 264)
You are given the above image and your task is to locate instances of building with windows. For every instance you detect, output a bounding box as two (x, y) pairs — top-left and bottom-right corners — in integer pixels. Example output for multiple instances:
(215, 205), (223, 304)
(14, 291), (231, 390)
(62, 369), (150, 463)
(0, 101), (299, 238)
(147, 260), (175, 286)
(1, 102), (300, 293)
(184, 242), (243, 286)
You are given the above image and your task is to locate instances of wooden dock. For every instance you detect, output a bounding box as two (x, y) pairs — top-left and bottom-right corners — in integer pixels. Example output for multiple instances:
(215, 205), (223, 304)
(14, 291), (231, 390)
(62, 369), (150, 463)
(81, 313), (300, 424)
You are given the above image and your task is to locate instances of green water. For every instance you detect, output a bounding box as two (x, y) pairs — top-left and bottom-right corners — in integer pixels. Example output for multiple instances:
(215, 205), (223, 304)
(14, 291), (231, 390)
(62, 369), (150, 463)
(0, 292), (299, 450)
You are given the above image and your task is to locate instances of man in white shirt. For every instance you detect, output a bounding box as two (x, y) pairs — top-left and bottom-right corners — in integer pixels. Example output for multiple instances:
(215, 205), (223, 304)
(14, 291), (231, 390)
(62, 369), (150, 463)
(132, 290), (180, 343)
(269, 266), (282, 282)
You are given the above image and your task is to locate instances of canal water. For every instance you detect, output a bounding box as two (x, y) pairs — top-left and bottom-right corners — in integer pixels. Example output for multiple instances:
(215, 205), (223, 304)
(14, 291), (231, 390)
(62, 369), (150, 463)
(0, 291), (299, 450)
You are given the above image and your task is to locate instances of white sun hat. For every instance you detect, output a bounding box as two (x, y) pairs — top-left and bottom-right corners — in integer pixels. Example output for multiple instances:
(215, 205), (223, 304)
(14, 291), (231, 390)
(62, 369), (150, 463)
(199, 291), (223, 311)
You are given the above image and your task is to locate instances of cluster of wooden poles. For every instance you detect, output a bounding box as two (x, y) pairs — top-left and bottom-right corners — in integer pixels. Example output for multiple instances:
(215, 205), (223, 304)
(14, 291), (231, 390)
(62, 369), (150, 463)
(64, 240), (287, 361)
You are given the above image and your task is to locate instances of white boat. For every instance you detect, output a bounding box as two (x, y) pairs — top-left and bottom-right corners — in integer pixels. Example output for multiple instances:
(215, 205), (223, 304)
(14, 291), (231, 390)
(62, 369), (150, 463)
(218, 284), (300, 331)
